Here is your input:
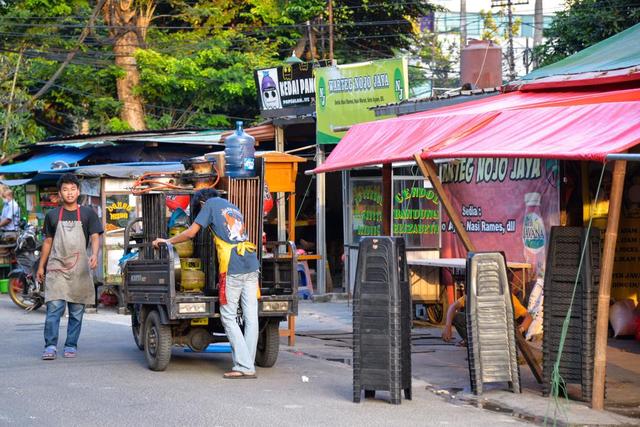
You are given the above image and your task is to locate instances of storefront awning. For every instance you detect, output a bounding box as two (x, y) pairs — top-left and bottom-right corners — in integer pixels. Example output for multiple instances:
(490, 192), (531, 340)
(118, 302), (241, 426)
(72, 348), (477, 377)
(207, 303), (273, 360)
(0, 149), (93, 174)
(508, 22), (640, 91)
(312, 88), (640, 173)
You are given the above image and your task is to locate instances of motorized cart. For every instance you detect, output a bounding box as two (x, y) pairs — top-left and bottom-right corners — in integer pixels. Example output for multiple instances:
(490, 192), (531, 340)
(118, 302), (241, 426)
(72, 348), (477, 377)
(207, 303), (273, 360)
(122, 161), (298, 371)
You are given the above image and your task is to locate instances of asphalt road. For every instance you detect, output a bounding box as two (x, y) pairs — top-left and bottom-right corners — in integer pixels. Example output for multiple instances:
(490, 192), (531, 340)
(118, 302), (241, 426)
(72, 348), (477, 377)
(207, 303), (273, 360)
(0, 295), (526, 427)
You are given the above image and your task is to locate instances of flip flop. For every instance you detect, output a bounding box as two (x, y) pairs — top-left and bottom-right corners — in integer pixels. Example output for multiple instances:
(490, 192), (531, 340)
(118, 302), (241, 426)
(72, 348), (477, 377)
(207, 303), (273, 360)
(42, 346), (57, 360)
(63, 347), (77, 358)
(223, 371), (257, 379)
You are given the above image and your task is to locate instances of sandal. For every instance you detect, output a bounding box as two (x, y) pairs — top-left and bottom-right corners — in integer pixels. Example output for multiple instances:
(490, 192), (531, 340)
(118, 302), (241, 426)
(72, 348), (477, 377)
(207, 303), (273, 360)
(42, 346), (57, 360)
(63, 347), (77, 358)
(223, 370), (257, 379)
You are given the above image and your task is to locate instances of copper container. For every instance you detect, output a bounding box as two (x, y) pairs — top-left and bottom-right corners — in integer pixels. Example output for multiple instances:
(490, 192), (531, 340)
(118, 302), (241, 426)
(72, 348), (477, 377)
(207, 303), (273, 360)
(193, 176), (214, 190)
(192, 160), (213, 174)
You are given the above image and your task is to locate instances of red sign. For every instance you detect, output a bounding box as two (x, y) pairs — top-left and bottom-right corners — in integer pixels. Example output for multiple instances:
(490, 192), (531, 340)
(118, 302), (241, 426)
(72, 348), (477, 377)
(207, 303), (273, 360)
(439, 158), (560, 279)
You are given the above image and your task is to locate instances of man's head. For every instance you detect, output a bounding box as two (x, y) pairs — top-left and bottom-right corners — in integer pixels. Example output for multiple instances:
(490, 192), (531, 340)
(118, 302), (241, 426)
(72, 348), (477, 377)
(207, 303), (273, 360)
(2, 188), (13, 200)
(57, 173), (80, 205)
(191, 188), (220, 218)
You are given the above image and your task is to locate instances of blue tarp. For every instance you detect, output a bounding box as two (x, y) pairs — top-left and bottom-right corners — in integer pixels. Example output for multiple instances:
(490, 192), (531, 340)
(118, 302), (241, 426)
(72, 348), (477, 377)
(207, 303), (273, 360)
(0, 149), (93, 174)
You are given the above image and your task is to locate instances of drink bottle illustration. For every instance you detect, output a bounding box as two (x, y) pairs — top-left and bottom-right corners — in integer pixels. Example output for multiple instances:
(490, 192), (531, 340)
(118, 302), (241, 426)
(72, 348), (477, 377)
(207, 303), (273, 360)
(522, 192), (546, 280)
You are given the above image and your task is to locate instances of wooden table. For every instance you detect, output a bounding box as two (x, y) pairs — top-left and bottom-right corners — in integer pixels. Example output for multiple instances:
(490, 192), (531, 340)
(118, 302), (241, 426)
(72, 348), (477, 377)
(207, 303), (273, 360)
(407, 258), (531, 299)
(408, 257), (541, 383)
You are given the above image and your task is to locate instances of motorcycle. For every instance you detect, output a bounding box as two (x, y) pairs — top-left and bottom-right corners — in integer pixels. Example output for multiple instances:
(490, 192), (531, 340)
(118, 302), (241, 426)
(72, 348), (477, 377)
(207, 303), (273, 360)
(7, 221), (44, 311)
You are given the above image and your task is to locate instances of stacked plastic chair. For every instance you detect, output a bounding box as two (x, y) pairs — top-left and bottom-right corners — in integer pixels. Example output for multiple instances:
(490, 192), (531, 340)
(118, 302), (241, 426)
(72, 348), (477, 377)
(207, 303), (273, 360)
(353, 237), (412, 404)
(542, 227), (601, 401)
(466, 252), (521, 395)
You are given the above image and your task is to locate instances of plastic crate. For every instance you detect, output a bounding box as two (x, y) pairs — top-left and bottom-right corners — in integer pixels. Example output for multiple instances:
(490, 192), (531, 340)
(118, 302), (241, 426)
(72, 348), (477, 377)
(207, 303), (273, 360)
(542, 226), (600, 401)
(465, 252), (520, 395)
(353, 237), (411, 405)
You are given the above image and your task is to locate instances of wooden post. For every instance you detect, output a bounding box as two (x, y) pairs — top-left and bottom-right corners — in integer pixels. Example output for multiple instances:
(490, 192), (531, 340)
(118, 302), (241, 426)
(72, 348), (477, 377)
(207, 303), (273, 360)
(382, 163), (392, 236)
(413, 154), (476, 252)
(592, 160), (627, 410)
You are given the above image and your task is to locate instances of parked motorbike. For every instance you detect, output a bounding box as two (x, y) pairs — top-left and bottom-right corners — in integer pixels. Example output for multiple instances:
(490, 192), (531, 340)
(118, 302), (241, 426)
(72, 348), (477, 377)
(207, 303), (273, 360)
(7, 221), (43, 311)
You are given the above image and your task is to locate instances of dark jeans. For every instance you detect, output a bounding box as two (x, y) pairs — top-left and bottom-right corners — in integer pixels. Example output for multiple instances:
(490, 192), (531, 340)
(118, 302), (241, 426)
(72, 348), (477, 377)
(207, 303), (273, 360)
(44, 300), (85, 349)
(452, 311), (467, 342)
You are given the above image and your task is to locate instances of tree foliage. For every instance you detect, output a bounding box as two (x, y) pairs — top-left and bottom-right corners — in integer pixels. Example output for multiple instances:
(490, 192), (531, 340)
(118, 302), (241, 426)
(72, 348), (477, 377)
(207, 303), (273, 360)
(534, 0), (640, 67)
(0, 0), (435, 154)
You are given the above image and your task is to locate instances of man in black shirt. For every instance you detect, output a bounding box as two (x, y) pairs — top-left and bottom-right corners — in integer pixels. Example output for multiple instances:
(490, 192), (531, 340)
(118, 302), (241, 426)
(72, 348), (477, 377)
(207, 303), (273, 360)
(38, 174), (103, 360)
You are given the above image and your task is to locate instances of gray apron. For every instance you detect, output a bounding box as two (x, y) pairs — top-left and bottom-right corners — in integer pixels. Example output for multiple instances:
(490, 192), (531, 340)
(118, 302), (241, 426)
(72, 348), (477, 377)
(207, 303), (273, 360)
(44, 208), (94, 305)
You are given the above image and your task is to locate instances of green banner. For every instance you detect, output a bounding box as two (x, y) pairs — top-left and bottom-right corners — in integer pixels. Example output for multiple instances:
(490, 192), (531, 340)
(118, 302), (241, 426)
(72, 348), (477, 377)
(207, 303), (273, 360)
(315, 58), (408, 144)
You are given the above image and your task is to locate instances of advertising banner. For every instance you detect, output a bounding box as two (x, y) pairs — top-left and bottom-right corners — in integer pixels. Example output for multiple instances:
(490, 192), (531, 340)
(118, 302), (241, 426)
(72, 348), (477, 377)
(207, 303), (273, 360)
(255, 60), (331, 118)
(315, 58), (408, 144)
(393, 178), (439, 248)
(587, 162), (640, 304)
(105, 194), (134, 232)
(350, 179), (383, 242)
(439, 158), (560, 280)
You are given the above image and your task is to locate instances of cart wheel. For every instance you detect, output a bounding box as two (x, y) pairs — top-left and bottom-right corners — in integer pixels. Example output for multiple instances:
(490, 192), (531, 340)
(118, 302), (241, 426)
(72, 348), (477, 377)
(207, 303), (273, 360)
(255, 320), (279, 368)
(131, 310), (144, 351)
(144, 310), (172, 371)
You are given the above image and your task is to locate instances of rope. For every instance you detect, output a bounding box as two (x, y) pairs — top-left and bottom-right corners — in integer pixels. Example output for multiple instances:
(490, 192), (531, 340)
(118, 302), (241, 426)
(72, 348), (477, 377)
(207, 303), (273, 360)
(544, 163), (607, 426)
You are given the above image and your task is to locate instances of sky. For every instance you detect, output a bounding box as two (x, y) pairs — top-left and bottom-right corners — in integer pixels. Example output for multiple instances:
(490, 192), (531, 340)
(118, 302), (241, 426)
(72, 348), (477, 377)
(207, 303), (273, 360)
(429, 0), (567, 15)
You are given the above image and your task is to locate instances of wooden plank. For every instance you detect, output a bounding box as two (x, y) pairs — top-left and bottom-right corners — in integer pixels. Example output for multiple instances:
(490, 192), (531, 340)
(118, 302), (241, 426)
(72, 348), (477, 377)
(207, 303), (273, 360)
(515, 331), (543, 384)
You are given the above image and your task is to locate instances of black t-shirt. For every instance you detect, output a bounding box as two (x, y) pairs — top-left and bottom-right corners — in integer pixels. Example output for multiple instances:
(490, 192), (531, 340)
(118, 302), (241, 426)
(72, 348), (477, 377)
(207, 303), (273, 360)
(44, 206), (103, 247)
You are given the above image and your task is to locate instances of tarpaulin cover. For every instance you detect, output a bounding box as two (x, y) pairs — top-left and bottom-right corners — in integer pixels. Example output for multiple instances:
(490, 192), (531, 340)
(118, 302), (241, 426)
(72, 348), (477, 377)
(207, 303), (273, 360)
(513, 22), (640, 89)
(312, 88), (640, 173)
(0, 148), (93, 174)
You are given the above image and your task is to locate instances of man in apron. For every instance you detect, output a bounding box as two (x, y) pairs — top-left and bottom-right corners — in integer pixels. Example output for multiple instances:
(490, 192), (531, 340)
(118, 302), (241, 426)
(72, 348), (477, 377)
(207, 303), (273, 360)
(153, 189), (260, 379)
(37, 174), (103, 360)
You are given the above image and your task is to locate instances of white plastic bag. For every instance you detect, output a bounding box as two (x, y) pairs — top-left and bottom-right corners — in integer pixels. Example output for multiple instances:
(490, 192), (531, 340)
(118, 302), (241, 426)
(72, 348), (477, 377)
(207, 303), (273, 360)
(526, 278), (544, 340)
(609, 299), (637, 337)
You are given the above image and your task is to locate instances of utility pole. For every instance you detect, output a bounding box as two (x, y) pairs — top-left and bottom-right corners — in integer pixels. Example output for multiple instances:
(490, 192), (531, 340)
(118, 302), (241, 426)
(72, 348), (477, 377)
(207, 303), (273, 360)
(460, 0), (467, 52)
(492, 0), (528, 81)
(328, 0), (334, 61)
(533, 0), (543, 68)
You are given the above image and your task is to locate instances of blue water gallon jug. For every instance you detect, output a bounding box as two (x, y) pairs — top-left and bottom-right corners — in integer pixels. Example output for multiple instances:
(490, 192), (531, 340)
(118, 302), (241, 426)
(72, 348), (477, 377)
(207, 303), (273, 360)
(224, 121), (256, 178)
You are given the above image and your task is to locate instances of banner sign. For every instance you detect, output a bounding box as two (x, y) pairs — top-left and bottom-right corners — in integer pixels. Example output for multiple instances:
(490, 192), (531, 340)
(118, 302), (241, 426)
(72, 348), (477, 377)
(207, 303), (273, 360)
(255, 60), (331, 118)
(315, 58), (409, 144)
(105, 195), (134, 232)
(439, 158), (560, 280)
(590, 162), (640, 304)
(393, 178), (439, 248)
(351, 179), (383, 242)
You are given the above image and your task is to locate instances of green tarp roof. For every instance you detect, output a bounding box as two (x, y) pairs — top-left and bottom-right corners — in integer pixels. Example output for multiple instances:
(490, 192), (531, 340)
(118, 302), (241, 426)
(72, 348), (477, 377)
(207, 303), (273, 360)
(521, 22), (640, 82)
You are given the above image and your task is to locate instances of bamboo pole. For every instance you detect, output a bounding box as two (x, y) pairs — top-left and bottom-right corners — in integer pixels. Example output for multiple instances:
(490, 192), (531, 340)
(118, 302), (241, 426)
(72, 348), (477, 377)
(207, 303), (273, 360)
(413, 154), (476, 252)
(592, 160), (626, 410)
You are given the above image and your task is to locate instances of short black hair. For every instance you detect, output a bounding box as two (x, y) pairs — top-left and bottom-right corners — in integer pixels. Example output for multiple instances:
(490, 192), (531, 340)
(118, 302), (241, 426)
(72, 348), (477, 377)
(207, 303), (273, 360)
(191, 188), (220, 218)
(57, 173), (80, 191)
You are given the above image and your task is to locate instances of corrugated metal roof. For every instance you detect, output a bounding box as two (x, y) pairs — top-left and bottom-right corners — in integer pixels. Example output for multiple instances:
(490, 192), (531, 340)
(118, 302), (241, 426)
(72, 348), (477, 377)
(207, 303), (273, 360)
(372, 88), (500, 117)
(34, 129), (225, 147)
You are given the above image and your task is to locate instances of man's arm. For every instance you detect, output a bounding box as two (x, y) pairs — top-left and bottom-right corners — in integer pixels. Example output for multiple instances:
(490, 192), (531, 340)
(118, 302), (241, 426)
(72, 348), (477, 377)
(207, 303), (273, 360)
(519, 313), (533, 335)
(36, 237), (53, 283)
(0, 218), (9, 227)
(89, 233), (100, 270)
(153, 223), (201, 248)
(442, 299), (462, 342)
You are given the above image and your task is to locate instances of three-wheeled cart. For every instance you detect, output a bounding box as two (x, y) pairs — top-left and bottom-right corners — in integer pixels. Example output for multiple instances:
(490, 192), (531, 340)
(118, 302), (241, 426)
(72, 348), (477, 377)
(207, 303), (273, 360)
(122, 166), (298, 371)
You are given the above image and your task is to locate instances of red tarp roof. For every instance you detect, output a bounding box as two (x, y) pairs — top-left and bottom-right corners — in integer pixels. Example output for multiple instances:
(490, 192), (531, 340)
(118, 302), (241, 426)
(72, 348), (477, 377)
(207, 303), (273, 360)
(313, 88), (640, 173)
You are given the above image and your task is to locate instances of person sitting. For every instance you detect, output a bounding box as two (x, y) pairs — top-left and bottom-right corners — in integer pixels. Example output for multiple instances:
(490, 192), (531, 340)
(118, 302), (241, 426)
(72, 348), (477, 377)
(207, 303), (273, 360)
(442, 292), (532, 346)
